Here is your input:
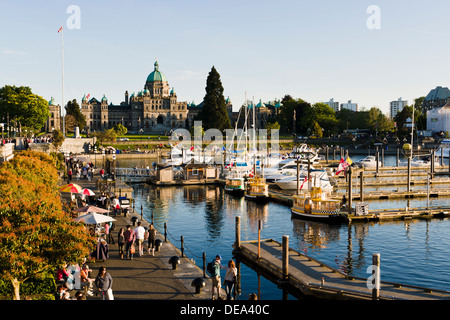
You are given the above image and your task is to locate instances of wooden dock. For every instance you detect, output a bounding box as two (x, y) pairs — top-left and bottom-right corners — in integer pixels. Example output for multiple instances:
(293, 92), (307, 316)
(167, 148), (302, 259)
(233, 236), (450, 300)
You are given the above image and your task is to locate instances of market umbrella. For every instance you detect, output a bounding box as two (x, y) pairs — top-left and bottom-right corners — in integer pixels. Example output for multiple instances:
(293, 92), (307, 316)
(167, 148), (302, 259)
(79, 188), (96, 196)
(73, 212), (116, 224)
(75, 205), (110, 214)
(60, 183), (83, 193)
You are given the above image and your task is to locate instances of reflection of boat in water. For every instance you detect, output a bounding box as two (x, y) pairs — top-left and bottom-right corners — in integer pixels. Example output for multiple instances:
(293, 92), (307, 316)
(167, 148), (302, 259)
(291, 187), (345, 222)
(245, 176), (269, 202)
(224, 171), (245, 195)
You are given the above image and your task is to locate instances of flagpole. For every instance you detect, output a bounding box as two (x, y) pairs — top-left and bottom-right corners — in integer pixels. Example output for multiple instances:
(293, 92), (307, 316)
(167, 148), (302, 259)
(60, 26), (65, 137)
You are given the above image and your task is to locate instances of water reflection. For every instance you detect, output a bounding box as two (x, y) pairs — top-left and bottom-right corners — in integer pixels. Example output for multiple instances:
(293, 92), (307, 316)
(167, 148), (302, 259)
(130, 182), (450, 296)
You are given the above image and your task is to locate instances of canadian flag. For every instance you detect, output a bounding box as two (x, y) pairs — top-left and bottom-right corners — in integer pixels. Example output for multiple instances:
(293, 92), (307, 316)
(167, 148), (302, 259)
(336, 157), (348, 175)
(86, 93), (91, 100)
(58, 26), (63, 33)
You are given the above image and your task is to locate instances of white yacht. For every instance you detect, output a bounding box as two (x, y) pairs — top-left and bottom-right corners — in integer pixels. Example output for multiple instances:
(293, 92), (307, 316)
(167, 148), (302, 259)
(275, 170), (334, 192)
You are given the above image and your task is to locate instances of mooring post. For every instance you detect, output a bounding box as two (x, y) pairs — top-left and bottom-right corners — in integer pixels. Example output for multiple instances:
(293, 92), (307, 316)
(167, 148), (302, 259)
(257, 220), (262, 260)
(375, 151), (379, 175)
(381, 148), (384, 167)
(235, 216), (241, 250)
(326, 146), (329, 164)
(164, 222), (167, 242)
(180, 236), (184, 257)
(407, 157), (411, 193)
(359, 171), (364, 202)
(282, 235), (289, 280)
(372, 253), (380, 300)
(396, 148), (399, 167)
(431, 150), (435, 179)
(348, 166), (352, 216)
(202, 252), (206, 278)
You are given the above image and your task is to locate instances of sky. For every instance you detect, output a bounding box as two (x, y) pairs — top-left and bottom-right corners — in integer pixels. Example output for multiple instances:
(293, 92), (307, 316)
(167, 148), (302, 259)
(1, 0), (450, 116)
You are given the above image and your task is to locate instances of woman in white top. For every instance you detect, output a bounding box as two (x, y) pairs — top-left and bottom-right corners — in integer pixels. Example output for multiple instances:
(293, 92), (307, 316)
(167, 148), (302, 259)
(224, 260), (238, 300)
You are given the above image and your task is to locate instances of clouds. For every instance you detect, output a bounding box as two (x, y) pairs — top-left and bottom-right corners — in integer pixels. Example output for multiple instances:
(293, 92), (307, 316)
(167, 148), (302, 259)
(1, 50), (28, 56)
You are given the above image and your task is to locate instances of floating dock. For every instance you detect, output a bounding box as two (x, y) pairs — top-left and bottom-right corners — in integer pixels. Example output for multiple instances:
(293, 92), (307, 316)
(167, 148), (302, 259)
(233, 234), (450, 300)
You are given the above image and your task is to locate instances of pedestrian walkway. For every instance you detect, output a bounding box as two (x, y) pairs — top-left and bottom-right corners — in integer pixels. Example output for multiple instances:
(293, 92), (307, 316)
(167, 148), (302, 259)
(61, 176), (220, 300)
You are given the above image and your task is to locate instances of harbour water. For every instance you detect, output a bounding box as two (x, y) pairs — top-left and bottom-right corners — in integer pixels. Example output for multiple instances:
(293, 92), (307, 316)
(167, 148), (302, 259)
(118, 155), (450, 300)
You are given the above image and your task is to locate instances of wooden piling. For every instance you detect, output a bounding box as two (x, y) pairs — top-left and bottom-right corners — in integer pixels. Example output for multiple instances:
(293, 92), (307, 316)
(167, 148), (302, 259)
(359, 171), (364, 202)
(235, 216), (241, 249)
(348, 166), (352, 216)
(372, 253), (380, 300)
(282, 235), (289, 280)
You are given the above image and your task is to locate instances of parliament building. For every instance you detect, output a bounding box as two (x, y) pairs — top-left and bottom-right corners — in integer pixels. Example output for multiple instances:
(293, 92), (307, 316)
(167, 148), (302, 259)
(80, 60), (189, 133)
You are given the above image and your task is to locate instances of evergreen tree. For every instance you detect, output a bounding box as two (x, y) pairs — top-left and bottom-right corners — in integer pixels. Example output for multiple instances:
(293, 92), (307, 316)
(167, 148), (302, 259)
(197, 66), (231, 132)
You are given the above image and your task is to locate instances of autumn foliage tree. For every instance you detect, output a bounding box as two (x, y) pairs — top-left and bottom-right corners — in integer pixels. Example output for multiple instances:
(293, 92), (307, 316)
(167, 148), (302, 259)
(0, 151), (95, 300)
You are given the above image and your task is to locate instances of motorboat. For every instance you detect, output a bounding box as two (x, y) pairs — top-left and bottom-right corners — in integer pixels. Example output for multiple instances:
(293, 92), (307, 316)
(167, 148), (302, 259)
(275, 170), (334, 191)
(224, 171), (245, 195)
(355, 156), (381, 168)
(436, 139), (450, 158)
(245, 176), (269, 202)
(291, 187), (345, 222)
(263, 163), (312, 183)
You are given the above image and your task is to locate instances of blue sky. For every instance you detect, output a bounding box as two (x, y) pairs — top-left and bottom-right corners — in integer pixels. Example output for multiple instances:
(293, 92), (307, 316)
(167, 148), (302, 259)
(1, 0), (450, 115)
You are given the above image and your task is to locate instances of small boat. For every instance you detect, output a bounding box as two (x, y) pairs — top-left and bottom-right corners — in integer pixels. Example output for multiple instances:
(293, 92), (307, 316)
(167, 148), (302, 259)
(245, 176), (269, 201)
(356, 155), (381, 168)
(275, 170), (334, 191)
(291, 187), (345, 222)
(224, 171), (245, 195)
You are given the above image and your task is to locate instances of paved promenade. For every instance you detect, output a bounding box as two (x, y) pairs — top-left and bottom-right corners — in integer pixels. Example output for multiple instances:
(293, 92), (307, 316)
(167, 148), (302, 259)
(61, 176), (220, 300)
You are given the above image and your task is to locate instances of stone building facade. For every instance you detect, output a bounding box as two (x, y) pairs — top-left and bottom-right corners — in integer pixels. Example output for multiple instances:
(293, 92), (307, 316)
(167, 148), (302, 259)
(80, 60), (189, 133)
(45, 97), (61, 132)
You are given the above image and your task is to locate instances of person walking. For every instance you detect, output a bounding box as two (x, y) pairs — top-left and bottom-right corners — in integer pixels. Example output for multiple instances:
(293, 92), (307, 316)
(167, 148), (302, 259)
(124, 225), (136, 260)
(134, 222), (146, 256)
(147, 223), (157, 256)
(94, 266), (113, 300)
(224, 260), (238, 300)
(211, 255), (225, 300)
(117, 228), (125, 259)
(68, 168), (72, 183)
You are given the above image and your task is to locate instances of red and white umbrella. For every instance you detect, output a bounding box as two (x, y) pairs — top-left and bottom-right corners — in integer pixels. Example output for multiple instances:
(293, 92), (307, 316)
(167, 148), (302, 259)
(80, 188), (95, 196)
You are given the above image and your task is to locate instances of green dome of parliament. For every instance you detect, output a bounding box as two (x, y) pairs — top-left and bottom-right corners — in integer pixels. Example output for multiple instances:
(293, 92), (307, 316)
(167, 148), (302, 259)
(146, 60), (167, 82)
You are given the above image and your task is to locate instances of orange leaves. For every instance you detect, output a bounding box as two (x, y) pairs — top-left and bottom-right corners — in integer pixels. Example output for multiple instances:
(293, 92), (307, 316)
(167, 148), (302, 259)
(0, 151), (94, 288)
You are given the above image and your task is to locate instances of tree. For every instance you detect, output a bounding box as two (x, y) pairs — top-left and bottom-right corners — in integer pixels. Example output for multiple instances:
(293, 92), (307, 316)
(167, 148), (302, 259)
(0, 85), (49, 131)
(90, 128), (117, 144)
(265, 120), (280, 137)
(368, 107), (394, 134)
(196, 66), (231, 132)
(65, 99), (86, 131)
(52, 129), (65, 149)
(278, 96), (312, 135)
(0, 151), (95, 300)
(113, 123), (127, 136)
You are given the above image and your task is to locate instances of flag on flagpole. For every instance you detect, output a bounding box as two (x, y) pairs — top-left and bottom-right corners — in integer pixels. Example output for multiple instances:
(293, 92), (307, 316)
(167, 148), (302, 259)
(58, 26), (63, 33)
(346, 156), (353, 166)
(336, 157), (347, 175)
(86, 93), (90, 100)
